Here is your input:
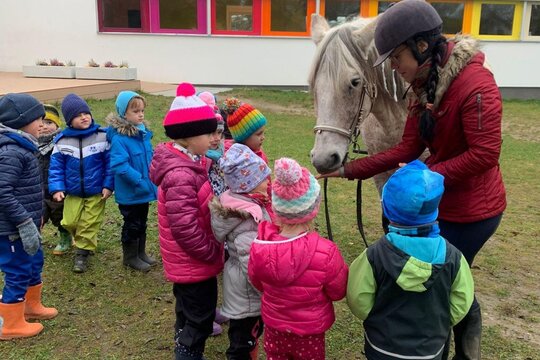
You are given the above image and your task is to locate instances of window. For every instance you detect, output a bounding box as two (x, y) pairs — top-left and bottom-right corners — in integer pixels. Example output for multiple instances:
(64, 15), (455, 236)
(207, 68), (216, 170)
(211, 0), (262, 35)
(97, 0), (149, 32)
(149, 0), (207, 34)
(471, 1), (523, 40)
(262, 0), (316, 36)
(429, 1), (467, 35)
(524, 2), (540, 39)
(376, 0), (398, 14)
(322, 0), (361, 27)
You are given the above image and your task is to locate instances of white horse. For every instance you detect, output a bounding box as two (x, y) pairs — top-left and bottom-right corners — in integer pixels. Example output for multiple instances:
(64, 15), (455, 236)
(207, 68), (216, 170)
(309, 14), (410, 193)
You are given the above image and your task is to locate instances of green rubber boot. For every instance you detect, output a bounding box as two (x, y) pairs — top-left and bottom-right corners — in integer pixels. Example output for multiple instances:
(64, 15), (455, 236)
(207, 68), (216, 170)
(53, 230), (72, 255)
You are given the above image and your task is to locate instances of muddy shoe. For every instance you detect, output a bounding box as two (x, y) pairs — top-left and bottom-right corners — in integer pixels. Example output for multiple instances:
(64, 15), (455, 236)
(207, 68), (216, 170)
(53, 231), (72, 255)
(73, 249), (90, 273)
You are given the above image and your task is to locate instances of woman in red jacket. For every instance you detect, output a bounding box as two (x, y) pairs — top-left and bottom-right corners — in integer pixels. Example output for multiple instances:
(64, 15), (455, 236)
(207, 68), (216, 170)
(320, 1), (506, 359)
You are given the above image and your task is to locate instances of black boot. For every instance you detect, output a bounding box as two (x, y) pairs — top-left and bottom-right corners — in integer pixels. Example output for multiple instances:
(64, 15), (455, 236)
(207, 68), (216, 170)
(122, 239), (151, 272)
(453, 299), (482, 360)
(73, 249), (90, 273)
(138, 233), (157, 266)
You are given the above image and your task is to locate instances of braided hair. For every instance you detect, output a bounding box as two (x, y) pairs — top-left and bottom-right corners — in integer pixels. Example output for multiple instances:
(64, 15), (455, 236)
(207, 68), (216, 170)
(406, 28), (447, 142)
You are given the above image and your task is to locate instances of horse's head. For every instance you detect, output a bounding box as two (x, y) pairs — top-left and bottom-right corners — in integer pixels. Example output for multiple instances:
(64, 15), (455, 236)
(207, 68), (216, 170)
(308, 15), (380, 174)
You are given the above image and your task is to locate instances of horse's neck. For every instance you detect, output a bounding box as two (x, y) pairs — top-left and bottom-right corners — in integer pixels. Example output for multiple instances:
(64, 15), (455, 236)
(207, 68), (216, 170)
(371, 95), (408, 140)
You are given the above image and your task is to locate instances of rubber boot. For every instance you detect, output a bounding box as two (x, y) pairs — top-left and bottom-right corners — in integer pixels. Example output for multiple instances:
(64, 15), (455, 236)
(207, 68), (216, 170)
(0, 301), (43, 340)
(24, 283), (58, 320)
(138, 234), (157, 266)
(53, 230), (72, 255)
(122, 239), (151, 272)
(453, 300), (482, 360)
(73, 248), (90, 273)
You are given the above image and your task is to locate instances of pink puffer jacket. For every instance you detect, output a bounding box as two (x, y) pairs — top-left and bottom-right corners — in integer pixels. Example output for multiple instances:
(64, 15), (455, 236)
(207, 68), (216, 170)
(248, 221), (348, 335)
(150, 142), (223, 283)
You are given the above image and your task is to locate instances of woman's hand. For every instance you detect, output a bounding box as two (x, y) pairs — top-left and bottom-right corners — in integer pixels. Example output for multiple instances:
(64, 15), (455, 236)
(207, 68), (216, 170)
(315, 169), (341, 180)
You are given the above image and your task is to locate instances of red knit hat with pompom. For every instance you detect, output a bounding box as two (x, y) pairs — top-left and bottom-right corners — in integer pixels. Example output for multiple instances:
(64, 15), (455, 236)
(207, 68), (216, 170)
(163, 83), (217, 139)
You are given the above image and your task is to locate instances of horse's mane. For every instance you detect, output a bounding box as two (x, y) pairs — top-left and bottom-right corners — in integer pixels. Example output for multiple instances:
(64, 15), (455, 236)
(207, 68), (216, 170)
(308, 17), (405, 102)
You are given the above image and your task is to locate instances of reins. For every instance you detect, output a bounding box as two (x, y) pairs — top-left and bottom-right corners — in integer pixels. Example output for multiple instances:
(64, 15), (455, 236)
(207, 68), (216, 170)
(314, 82), (376, 248)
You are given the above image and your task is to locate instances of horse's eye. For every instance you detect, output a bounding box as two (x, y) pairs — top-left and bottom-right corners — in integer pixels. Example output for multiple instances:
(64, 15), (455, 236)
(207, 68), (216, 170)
(350, 78), (361, 88)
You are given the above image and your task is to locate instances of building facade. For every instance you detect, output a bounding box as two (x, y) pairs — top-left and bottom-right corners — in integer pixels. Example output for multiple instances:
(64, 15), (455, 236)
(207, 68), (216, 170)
(1, 0), (539, 97)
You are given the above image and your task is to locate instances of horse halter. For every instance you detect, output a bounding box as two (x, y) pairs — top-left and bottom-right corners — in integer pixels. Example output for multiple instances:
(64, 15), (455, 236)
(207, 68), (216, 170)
(313, 81), (377, 157)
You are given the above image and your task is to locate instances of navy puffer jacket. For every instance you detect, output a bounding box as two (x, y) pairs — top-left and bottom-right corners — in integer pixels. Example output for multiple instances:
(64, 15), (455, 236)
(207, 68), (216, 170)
(0, 128), (43, 236)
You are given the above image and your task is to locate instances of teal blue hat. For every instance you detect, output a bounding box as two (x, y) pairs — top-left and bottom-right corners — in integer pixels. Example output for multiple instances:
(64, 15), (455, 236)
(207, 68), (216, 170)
(382, 160), (444, 226)
(115, 91), (142, 118)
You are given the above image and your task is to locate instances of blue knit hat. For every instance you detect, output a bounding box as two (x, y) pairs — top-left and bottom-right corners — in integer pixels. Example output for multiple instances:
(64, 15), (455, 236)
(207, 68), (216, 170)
(0, 93), (45, 129)
(61, 93), (91, 126)
(115, 90), (142, 118)
(382, 160), (444, 226)
(219, 143), (271, 193)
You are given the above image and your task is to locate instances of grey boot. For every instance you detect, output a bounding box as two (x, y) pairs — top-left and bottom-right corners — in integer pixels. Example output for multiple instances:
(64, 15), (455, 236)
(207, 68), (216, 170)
(73, 249), (90, 273)
(122, 239), (151, 272)
(138, 234), (157, 266)
(453, 299), (482, 360)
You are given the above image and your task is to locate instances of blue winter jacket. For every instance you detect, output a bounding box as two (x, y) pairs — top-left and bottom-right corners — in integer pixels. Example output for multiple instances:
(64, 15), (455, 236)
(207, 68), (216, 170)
(49, 124), (114, 198)
(0, 126), (42, 235)
(105, 114), (157, 205)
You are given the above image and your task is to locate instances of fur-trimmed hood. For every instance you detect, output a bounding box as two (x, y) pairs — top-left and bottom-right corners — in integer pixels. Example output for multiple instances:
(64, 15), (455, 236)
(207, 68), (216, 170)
(105, 112), (148, 137)
(433, 35), (482, 108)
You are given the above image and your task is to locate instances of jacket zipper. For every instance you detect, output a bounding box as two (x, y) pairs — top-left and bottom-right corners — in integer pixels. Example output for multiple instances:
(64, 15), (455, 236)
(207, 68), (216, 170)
(476, 93), (482, 130)
(79, 138), (86, 198)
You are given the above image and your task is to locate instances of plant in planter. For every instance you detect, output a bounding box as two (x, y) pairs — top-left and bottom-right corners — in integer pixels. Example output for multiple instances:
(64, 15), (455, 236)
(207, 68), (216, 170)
(23, 58), (76, 78)
(75, 59), (137, 81)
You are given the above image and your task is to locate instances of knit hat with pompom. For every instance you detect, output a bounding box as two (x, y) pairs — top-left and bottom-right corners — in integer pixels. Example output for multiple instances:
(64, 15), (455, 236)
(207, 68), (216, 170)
(163, 83), (217, 139)
(272, 158), (321, 224)
(226, 102), (267, 143)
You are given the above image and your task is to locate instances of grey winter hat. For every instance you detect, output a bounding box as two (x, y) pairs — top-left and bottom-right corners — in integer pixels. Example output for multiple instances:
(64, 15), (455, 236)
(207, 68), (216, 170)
(0, 93), (45, 129)
(373, 0), (442, 67)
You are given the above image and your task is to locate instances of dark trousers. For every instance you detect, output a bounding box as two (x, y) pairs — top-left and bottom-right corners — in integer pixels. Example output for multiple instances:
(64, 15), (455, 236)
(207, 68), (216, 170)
(118, 203), (149, 243)
(43, 198), (68, 234)
(226, 316), (264, 360)
(439, 213), (503, 360)
(173, 278), (218, 357)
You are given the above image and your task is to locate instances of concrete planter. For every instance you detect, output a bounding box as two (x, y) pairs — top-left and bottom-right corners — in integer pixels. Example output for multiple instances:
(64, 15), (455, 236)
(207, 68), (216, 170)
(22, 65), (76, 79)
(75, 67), (137, 80)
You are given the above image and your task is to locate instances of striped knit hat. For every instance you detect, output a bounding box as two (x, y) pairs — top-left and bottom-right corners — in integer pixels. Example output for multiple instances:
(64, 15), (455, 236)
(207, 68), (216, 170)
(227, 103), (267, 143)
(43, 104), (62, 128)
(164, 83), (217, 139)
(272, 158), (321, 224)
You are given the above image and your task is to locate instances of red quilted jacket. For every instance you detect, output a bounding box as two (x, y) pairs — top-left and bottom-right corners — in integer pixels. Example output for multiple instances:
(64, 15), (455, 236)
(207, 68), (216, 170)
(344, 38), (506, 222)
(150, 142), (223, 283)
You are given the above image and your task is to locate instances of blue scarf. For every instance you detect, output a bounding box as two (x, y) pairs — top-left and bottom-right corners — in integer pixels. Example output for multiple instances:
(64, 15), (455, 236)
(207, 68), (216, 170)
(3, 132), (38, 152)
(206, 143), (224, 162)
(61, 123), (101, 139)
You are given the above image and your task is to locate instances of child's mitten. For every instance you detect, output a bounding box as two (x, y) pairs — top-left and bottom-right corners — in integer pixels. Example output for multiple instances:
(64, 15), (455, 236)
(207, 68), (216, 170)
(17, 219), (42, 256)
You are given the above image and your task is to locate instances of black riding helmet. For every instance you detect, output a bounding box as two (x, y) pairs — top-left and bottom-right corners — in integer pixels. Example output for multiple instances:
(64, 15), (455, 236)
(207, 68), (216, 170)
(373, 0), (443, 67)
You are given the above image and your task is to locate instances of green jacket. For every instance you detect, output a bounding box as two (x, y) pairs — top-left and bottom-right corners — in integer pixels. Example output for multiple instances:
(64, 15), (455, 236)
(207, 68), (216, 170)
(347, 230), (474, 359)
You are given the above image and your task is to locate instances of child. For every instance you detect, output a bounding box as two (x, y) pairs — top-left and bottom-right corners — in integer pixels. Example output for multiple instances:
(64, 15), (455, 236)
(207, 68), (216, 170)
(198, 91), (227, 197)
(0, 93), (57, 340)
(49, 93), (114, 273)
(210, 143), (272, 359)
(346, 160), (475, 360)
(106, 91), (157, 272)
(248, 157), (348, 360)
(37, 104), (72, 255)
(149, 83), (224, 360)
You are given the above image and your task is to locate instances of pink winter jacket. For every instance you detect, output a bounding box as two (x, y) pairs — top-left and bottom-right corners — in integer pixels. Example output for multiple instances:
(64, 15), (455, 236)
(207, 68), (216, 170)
(248, 221), (348, 335)
(149, 142), (224, 284)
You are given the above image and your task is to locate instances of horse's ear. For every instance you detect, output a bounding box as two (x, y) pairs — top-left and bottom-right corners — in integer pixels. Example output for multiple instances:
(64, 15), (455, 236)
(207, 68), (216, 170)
(311, 14), (330, 45)
(352, 18), (377, 61)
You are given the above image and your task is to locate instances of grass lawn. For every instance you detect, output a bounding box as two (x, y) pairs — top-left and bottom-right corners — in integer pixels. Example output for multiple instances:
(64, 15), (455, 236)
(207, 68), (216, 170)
(0, 90), (538, 359)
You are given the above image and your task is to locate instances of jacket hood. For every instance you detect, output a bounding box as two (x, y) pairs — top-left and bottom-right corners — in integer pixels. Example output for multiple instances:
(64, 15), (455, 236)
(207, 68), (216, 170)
(105, 112), (148, 138)
(150, 142), (207, 187)
(379, 234), (448, 292)
(434, 35), (482, 108)
(209, 194), (256, 242)
(251, 221), (318, 285)
(0, 124), (38, 149)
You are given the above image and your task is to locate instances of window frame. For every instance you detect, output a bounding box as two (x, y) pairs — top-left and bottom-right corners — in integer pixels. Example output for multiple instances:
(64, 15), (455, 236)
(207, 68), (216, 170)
(523, 1), (540, 40)
(470, 0), (523, 40)
(428, 0), (473, 35)
(148, 0), (207, 34)
(211, 0), (262, 35)
(261, 0), (316, 36)
(97, 0), (150, 33)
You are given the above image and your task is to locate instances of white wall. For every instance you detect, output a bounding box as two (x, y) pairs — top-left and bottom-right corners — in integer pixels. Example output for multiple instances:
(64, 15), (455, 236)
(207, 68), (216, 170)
(0, 0), (538, 88)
